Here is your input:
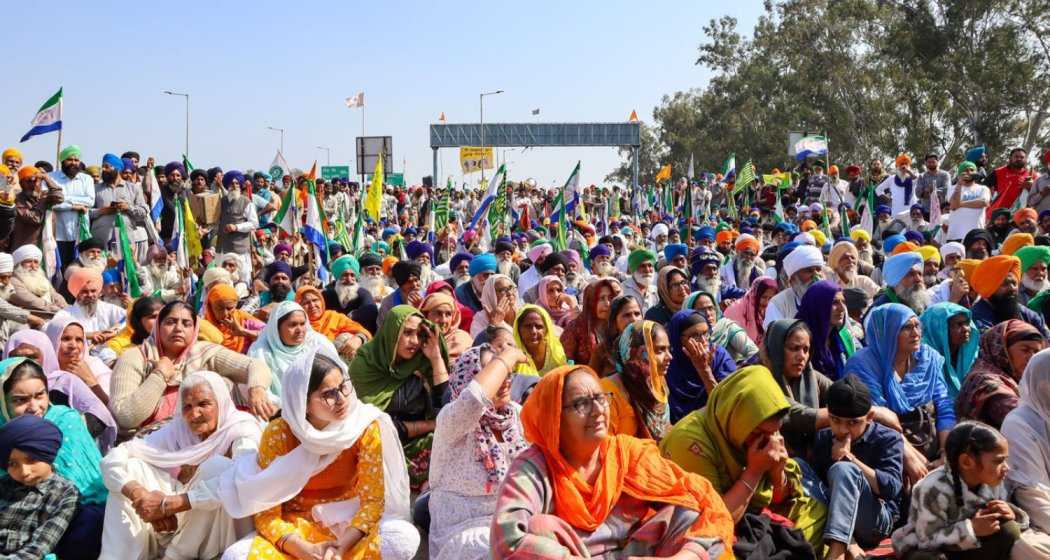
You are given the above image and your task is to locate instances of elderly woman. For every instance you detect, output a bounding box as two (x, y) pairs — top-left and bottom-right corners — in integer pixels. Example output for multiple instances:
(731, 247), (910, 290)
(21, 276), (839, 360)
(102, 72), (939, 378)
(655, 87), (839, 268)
(428, 344), (531, 559)
(956, 319), (1045, 429)
(1002, 350), (1050, 553)
(536, 275), (579, 328)
(295, 285), (370, 359)
(794, 280), (858, 381)
(202, 284), (264, 353)
(666, 310), (737, 423)
(349, 304), (449, 491)
(107, 296), (163, 356)
(421, 291), (472, 361)
(1, 357), (108, 559)
(844, 303), (955, 486)
(919, 302), (979, 399)
(600, 319), (672, 439)
(513, 304), (568, 376)
(110, 301), (273, 432)
(560, 278), (621, 368)
(469, 273), (517, 338)
(490, 364), (735, 558)
(661, 366), (828, 550)
(99, 372), (262, 559)
(424, 279), (474, 332)
(589, 294), (643, 376)
(644, 266), (691, 325)
(248, 300), (339, 398)
(685, 291), (759, 364)
(723, 277), (778, 345)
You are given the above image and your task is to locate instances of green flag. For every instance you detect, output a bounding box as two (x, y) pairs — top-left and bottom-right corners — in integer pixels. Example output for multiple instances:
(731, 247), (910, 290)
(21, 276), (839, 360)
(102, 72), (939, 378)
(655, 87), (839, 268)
(115, 214), (142, 297)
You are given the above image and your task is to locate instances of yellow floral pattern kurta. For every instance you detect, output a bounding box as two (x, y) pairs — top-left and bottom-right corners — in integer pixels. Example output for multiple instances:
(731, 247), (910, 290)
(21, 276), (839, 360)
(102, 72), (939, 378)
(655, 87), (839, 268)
(248, 418), (385, 560)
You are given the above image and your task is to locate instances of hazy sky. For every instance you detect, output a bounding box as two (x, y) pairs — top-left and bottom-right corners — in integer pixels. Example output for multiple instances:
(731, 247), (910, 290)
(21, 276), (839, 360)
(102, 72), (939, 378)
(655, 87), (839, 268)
(3, 1), (762, 188)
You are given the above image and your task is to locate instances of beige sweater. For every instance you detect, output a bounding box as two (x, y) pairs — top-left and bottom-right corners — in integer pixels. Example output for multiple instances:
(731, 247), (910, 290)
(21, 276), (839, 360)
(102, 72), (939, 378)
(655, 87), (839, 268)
(109, 341), (271, 429)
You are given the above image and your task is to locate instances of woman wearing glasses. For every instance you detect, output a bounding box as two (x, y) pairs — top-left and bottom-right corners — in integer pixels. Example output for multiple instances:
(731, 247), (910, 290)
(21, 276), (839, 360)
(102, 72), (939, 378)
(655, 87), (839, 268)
(491, 365), (735, 559)
(599, 320), (672, 439)
(665, 309), (737, 423)
(643, 266), (691, 325)
(222, 345), (419, 560)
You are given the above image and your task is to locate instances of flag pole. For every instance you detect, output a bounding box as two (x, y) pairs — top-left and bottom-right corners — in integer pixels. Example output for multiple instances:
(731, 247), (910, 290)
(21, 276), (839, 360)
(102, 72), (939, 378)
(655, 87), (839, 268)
(55, 126), (62, 167)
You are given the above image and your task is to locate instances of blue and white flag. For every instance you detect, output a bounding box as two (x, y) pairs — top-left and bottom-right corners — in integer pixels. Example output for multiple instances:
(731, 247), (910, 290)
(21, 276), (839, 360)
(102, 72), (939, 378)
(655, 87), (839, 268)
(467, 163), (507, 230)
(20, 88), (63, 142)
(794, 135), (828, 161)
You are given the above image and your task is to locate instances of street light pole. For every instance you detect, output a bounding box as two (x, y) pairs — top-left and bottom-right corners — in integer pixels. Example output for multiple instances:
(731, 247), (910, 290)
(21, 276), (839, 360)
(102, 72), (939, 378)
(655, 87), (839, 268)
(479, 89), (503, 184)
(316, 146), (331, 165)
(267, 126), (285, 154)
(163, 91), (190, 158)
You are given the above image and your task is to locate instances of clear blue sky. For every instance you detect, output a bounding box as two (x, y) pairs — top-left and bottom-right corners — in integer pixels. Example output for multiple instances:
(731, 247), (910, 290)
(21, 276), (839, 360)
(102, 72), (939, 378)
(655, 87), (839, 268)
(3, 1), (762, 188)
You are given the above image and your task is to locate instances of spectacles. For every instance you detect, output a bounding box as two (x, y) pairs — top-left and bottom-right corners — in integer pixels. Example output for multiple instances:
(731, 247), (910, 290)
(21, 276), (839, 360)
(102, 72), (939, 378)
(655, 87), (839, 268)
(319, 378), (353, 407)
(669, 280), (690, 290)
(561, 392), (613, 416)
(496, 286), (515, 296)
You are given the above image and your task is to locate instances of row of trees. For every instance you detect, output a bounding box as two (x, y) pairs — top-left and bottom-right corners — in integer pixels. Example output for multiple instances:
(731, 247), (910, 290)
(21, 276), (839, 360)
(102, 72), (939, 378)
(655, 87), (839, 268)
(609, 0), (1050, 184)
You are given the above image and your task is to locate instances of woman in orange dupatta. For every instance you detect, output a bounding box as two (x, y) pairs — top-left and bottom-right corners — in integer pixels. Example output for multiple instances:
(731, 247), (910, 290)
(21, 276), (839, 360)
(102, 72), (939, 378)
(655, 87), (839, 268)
(295, 285), (370, 359)
(420, 291), (473, 361)
(201, 284), (264, 353)
(491, 364), (735, 559)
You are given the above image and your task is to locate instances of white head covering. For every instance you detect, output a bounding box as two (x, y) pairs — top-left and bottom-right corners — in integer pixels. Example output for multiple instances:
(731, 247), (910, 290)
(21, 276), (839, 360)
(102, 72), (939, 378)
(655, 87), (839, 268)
(527, 242), (553, 263)
(0, 253), (11, 274)
(1002, 349), (1050, 491)
(650, 223), (669, 240)
(218, 343), (411, 520)
(783, 245), (824, 279)
(11, 245), (42, 266)
(793, 232), (816, 246)
(220, 253), (240, 269)
(940, 242), (965, 261)
(118, 372), (261, 469)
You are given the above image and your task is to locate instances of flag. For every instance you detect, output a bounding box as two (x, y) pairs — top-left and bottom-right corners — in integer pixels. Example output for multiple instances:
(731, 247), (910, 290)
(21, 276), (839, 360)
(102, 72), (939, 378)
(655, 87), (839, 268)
(654, 164), (672, 183)
(303, 171), (329, 278)
(182, 154), (194, 173)
(345, 92), (365, 108)
(173, 196), (202, 269)
(467, 163), (507, 231)
(268, 150), (291, 183)
(350, 198), (365, 255)
(859, 183), (876, 235)
(680, 180), (694, 241)
(41, 211), (60, 284)
(435, 177), (451, 231)
(20, 88), (62, 142)
(554, 161), (581, 251)
(722, 154), (737, 184)
(628, 110), (638, 122)
(364, 154), (384, 221)
(272, 179), (299, 234)
(531, 108), (540, 116)
(687, 154), (695, 180)
(794, 135), (828, 161)
(114, 214), (142, 298)
(733, 159), (755, 194)
(144, 166), (164, 222)
(929, 184), (942, 232)
(488, 172), (508, 238)
(181, 197), (202, 262)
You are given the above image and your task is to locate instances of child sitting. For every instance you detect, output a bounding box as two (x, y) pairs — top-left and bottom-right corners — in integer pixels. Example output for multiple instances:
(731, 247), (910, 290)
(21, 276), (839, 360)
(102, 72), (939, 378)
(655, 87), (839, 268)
(893, 421), (1036, 560)
(0, 414), (79, 559)
(812, 374), (904, 560)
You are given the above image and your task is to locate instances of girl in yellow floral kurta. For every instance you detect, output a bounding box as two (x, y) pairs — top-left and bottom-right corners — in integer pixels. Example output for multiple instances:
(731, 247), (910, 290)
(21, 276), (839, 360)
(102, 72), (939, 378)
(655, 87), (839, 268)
(248, 417), (385, 559)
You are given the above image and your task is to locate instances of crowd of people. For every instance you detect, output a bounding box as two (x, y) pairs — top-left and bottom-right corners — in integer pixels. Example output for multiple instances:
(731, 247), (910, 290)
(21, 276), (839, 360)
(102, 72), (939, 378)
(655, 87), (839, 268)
(2, 142), (1050, 559)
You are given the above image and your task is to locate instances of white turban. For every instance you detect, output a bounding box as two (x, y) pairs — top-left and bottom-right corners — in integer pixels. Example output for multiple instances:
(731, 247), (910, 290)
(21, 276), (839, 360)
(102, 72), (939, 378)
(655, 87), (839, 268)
(11, 245), (42, 266)
(0, 253), (12, 274)
(783, 245), (824, 279)
(940, 242), (964, 261)
(527, 243), (553, 263)
(650, 223), (669, 240)
(793, 232), (816, 246)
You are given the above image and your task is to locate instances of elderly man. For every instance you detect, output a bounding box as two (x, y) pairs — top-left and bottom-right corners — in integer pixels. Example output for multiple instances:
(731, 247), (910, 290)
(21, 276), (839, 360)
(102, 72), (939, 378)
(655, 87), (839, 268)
(661, 242), (687, 271)
(518, 242), (552, 297)
(448, 251), (473, 287)
(49, 146), (95, 271)
(323, 254), (378, 334)
(140, 246), (183, 302)
(1012, 207), (1039, 236)
(457, 253), (497, 312)
(763, 244), (825, 328)
(4, 166), (63, 252)
(216, 253), (250, 300)
(216, 171), (258, 286)
(405, 240), (439, 288)
(8, 245), (65, 316)
(720, 234), (764, 292)
(875, 154), (918, 217)
(938, 242), (965, 279)
(621, 248), (659, 313)
(357, 252), (392, 301)
(871, 251), (929, 315)
(2, 148), (21, 177)
(917, 246), (942, 288)
(0, 253), (46, 344)
(1015, 246), (1050, 305)
(971, 255), (1050, 336)
(648, 222), (669, 254)
(824, 240), (879, 298)
(56, 267), (125, 363)
(90, 153), (150, 248)
(378, 260), (423, 326)
(493, 238), (521, 284)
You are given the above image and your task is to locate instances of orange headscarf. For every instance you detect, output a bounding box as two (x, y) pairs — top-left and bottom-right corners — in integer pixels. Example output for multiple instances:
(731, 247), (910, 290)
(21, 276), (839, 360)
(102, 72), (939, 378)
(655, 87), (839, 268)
(972, 256), (1021, 299)
(203, 284), (256, 352)
(519, 365), (735, 551)
(294, 285), (369, 342)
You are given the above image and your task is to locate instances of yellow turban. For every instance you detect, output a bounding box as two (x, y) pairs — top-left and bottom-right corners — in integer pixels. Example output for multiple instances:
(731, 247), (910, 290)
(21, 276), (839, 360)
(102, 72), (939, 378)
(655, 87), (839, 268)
(850, 228), (871, 242)
(811, 229), (827, 247)
(1, 148), (21, 161)
(958, 258), (981, 284)
(917, 245), (940, 265)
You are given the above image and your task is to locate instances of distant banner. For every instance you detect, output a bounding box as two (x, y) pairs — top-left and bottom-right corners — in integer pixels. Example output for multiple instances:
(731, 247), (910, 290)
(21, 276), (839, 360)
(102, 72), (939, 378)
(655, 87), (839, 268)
(460, 146), (494, 174)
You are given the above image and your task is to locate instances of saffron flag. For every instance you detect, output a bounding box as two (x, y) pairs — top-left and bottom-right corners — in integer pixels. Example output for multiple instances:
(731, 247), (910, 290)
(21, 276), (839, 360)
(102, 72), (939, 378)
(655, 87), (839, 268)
(654, 164), (672, 183)
(364, 154), (384, 221)
(20, 88), (63, 143)
(628, 110), (638, 122)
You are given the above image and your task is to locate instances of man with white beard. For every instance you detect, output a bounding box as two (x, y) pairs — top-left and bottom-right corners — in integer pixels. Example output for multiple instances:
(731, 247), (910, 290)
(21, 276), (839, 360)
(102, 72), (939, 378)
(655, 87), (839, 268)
(493, 239), (521, 284)
(8, 245), (66, 316)
(588, 244), (624, 281)
(218, 253), (251, 300)
(0, 252), (47, 345)
(216, 171), (258, 286)
(648, 223), (669, 255)
(719, 234), (764, 292)
(690, 247), (725, 300)
(406, 240), (440, 288)
(322, 254), (378, 334)
(1015, 245), (1050, 305)
(871, 252), (929, 316)
(140, 245), (184, 302)
(763, 245), (825, 328)
(448, 252), (474, 288)
(54, 267), (125, 364)
(620, 249), (659, 313)
(824, 240), (880, 298)
(357, 252), (392, 302)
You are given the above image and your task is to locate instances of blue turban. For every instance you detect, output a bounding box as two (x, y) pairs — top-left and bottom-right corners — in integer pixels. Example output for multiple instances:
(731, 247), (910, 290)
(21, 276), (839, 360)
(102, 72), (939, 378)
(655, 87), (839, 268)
(102, 268), (121, 286)
(0, 412), (63, 466)
(965, 145), (986, 163)
(330, 255), (360, 278)
(876, 204), (892, 216)
(589, 244), (612, 263)
(883, 234), (906, 254)
(101, 153), (124, 172)
(163, 161), (185, 177)
(883, 252), (923, 287)
(404, 226), (418, 236)
(696, 226), (716, 242)
(450, 252), (473, 272)
(265, 261), (293, 283)
(381, 227), (398, 240)
(405, 240), (434, 263)
(469, 253), (498, 276)
(774, 222), (799, 236)
(904, 230), (925, 245)
(664, 243), (688, 262)
(689, 247), (721, 277)
(121, 158), (136, 173)
(222, 170), (245, 188)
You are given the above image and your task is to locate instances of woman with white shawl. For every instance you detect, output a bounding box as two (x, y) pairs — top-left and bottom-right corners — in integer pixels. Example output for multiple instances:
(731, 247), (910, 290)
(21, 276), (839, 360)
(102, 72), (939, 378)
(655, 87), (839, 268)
(247, 300), (338, 398)
(99, 371), (263, 560)
(219, 343), (418, 560)
(1001, 348), (1050, 555)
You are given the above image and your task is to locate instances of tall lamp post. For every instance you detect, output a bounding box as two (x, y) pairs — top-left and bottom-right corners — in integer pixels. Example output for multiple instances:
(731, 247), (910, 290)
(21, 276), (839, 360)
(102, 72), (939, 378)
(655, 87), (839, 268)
(267, 126), (285, 154)
(316, 146), (331, 165)
(163, 90), (189, 158)
(479, 89), (503, 183)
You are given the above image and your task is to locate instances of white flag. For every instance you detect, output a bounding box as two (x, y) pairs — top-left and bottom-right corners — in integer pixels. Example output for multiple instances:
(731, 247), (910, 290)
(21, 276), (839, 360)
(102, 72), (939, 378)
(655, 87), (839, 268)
(268, 150), (291, 182)
(345, 92), (365, 108)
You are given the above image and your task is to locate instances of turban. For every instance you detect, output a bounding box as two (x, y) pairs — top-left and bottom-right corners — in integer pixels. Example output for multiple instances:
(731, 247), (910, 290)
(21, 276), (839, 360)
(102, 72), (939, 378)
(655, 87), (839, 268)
(102, 268), (121, 286)
(1016, 245), (1050, 273)
(85, 165), (100, 176)
(972, 256), (1021, 299)
(11, 245), (42, 265)
(627, 249), (657, 273)
(827, 375), (873, 418)
(650, 223), (669, 239)
(800, 220), (817, 232)
(850, 228), (871, 242)
(917, 245), (940, 265)
(904, 230), (925, 245)
(0, 413), (63, 466)
(883, 234), (906, 254)
(1001, 233), (1034, 256)
(559, 250), (582, 271)
(883, 252), (923, 287)
(527, 242), (553, 263)
(17, 167), (39, 181)
(101, 153), (123, 172)
(273, 243), (293, 257)
(58, 145), (82, 161)
(382, 256), (398, 277)
(404, 227), (418, 236)
(0, 254), (11, 275)
(663, 243), (687, 262)
(330, 255), (360, 278)
(829, 240), (858, 268)
(891, 241), (919, 255)
(163, 161), (185, 177)
(405, 240), (434, 263)
(810, 229), (827, 248)
(539, 252), (569, 274)
(77, 237), (104, 254)
(794, 232), (816, 246)
(877, 204), (892, 216)
(494, 239), (514, 254)
(714, 230), (733, 245)
(2, 147), (22, 161)
(940, 242), (965, 261)
(372, 240), (390, 254)
(895, 153), (912, 167)
(264, 261), (293, 283)
(964, 229), (996, 252)
(201, 267), (231, 287)
(809, 202), (823, 213)
(121, 158), (136, 173)
(957, 161), (977, 175)
(828, 165), (839, 175)
(690, 247), (721, 277)
(67, 267), (103, 297)
(958, 258), (981, 284)
(1014, 208), (1039, 225)
(392, 261), (422, 286)
(590, 244), (612, 262)
(449, 252), (473, 272)
(358, 252), (382, 269)
(469, 253), (498, 276)
(965, 145), (986, 163)
(783, 245), (824, 279)
(845, 164), (862, 175)
(222, 170), (246, 188)
(696, 226), (716, 242)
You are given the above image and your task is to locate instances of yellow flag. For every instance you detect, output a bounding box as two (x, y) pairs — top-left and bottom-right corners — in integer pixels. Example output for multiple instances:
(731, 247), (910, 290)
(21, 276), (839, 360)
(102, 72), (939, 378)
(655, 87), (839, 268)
(365, 154), (384, 221)
(181, 197), (203, 260)
(654, 164), (672, 183)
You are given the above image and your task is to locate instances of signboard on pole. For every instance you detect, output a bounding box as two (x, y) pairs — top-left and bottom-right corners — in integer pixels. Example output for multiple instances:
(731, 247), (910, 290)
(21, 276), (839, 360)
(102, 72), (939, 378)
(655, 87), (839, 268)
(356, 136), (393, 179)
(367, 172), (404, 187)
(321, 165), (351, 182)
(459, 146), (494, 173)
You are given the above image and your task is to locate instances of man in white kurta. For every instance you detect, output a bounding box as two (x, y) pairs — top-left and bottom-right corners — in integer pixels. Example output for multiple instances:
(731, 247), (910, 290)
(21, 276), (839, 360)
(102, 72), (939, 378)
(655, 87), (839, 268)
(53, 267), (126, 364)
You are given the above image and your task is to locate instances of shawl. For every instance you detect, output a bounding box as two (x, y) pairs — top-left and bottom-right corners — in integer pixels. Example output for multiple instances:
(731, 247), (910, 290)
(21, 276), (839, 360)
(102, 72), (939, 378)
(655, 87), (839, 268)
(764, 319), (821, 410)
(519, 364), (736, 549)
(655, 265), (687, 315)
(468, 273), (514, 337)
(956, 320), (1039, 427)
(448, 346), (529, 492)
(349, 304), (448, 410)
(1002, 349), (1050, 491)
(665, 310), (737, 423)
(295, 285), (369, 342)
(723, 277), (777, 344)
(204, 283), (262, 353)
(512, 304), (568, 376)
(537, 275), (576, 328)
(919, 302), (979, 398)
(613, 320), (670, 439)
(247, 300), (337, 396)
(687, 290), (749, 356)
(425, 280), (473, 332)
(44, 314), (113, 390)
(794, 280), (854, 380)
(420, 291), (472, 360)
(560, 278), (622, 367)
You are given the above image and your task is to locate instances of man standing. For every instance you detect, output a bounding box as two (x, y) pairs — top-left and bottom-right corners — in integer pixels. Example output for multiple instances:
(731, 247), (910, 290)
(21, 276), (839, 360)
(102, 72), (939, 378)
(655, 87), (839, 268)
(90, 154), (150, 248)
(915, 153), (950, 213)
(945, 161), (990, 242)
(6, 167), (63, 252)
(876, 154), (917, 218)
(986, 148), (1033, 215)
(216, 171), (257, 286)
(252, 172), (278, 226)
(49, 146), (95, 270)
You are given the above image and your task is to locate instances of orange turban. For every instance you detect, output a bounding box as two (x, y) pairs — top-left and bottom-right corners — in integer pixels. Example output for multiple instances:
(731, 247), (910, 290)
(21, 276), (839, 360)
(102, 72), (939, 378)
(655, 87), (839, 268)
(958, 258), (981, 284)
(715, 230), (734, 244)
(735, 235), (760, 254)
(67, 267), (103, 298)
(972, 256), (1021, 299)
(891, 241), (919, 255)
(1014, 207), (1038, 226)
(800, 220), (817, 232)
(895, 153), (912, 168)
(828, 165), (839, 175)
(382, 255), (398, 277)
(17, 166), (38, 181)
(1000, 233), (1034, 256)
